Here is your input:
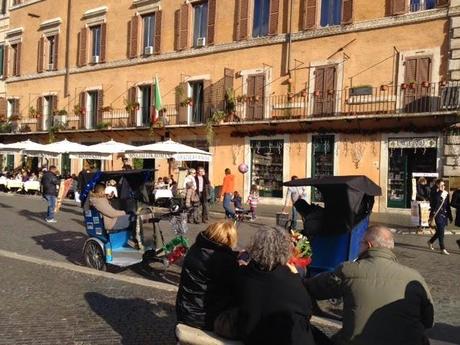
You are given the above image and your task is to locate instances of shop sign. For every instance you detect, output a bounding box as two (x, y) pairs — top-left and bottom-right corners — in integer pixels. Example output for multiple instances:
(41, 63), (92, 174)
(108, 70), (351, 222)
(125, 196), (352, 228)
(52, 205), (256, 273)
(388, 137), (437, 149)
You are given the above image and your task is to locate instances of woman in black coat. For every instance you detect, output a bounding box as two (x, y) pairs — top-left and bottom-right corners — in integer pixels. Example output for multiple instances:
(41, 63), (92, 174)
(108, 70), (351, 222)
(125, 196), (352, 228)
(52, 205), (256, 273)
(176, 221), (239, 331)
(428, 179), (453, 255)
(235, 226), (317, 345)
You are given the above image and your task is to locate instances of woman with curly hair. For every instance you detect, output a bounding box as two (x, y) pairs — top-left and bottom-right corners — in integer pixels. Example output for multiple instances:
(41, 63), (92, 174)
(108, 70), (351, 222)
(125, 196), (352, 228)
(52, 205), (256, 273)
(234, 226), (317, 345)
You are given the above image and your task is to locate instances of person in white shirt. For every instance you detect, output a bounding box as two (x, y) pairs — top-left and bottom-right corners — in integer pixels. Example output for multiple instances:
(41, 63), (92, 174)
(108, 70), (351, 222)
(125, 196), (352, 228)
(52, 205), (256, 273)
(184, 169), (197, 190)
(282, 175), (307, 230)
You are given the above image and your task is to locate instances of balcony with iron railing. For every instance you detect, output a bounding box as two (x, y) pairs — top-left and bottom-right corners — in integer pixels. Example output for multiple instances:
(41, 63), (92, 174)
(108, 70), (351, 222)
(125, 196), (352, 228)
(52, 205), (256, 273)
(2, 81), (459, 135)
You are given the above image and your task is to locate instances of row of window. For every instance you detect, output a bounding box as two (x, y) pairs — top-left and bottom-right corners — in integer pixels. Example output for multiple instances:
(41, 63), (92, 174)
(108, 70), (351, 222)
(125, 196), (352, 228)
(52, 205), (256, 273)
(0, 0), (447, 78)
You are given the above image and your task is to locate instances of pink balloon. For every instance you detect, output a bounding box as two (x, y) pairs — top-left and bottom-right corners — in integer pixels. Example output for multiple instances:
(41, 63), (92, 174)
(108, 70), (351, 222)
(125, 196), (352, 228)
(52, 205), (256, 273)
(238, 163), (249, 174)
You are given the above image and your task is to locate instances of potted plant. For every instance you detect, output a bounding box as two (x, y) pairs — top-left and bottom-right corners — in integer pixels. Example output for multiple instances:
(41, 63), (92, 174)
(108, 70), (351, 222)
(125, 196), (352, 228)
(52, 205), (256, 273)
(74, 104), (85, 116)
(314, 90), (321, 97)
(225, 88), (237, 115)
(401, 83), (409, 90)
(206, 110), (226, 144)
(180, 97), (193, 107)
(421, 81), (430, 88)
(327, 89), (335, 95)
(102, 105), (113, 112)
(287, 92), (294, 101)
(440, 80), (448, 87)
(380, 85), (388, 91)
(96, 122), (110, 130)
(124, 100), (140, 112)
(29, 106), (39, 118)
(9, 114), (21, 122)
(300, 89), (308, 98)
(409, 81), (417, 89)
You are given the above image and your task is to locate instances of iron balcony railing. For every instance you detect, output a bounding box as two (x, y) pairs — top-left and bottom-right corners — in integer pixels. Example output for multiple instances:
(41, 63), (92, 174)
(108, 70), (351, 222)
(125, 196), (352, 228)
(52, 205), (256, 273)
(8, 81), (460, 133)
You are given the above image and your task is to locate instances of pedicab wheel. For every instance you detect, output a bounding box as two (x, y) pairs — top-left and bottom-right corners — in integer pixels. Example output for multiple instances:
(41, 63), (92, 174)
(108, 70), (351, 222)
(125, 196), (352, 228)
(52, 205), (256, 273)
(83, 240), (106, 271)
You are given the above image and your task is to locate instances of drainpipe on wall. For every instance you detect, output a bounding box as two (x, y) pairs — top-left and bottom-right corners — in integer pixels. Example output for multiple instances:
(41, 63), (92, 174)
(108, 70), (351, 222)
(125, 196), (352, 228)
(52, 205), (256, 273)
(64, 0), (72, 98)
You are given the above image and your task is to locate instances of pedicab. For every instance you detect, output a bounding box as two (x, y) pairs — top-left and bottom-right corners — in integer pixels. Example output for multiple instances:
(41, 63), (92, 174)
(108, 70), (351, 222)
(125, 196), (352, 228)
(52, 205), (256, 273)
(283, 175), (382, 276)
(80, 169), (189, 271)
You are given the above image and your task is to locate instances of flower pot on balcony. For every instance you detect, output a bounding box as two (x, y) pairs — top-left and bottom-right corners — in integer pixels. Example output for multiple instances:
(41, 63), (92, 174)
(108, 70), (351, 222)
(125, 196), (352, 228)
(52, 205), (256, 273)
(300, 90), (307, 98)
(380, 85), (388, 91)
(287, 92), (294, 101)
(314, 90), (321, 97)
(254, 95), (261, 102)
(421, 81), (430, 88)
(440, 80), (448, 87)
(401, 83), (409, 90)
(409, 82), (417, 90)
(327, 89), (334, 95)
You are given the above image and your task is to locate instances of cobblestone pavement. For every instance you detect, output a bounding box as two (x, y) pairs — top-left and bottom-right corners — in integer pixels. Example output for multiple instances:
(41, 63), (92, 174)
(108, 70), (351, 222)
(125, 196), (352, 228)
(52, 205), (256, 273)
(0, 256), (177, 345)
(0, 194), (459, 344)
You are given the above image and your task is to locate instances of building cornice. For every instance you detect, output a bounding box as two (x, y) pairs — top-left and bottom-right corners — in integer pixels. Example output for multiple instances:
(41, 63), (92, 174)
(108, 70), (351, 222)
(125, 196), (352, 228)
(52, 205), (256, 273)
(6, 8), (450, 84)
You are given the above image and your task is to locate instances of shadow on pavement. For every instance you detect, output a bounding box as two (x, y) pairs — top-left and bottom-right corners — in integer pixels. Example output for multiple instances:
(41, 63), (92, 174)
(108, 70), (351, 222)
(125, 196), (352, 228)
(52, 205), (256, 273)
(85, 292), (176, 345)
(19, 209), (87, 265)
(427, 323), (460, 344)
(60, 205), (84, 217)
(396, 241), (460, 255)
(0, 202), (13, 208)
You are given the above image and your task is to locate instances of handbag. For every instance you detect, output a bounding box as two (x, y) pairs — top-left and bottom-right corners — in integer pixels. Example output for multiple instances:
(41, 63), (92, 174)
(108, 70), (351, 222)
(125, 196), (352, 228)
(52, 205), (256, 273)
(428, 197), (446, 228)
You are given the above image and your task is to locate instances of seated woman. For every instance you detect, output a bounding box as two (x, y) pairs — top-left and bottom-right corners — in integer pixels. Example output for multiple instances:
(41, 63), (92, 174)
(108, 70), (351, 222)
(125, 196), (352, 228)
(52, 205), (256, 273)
(89, 183), (132, 232)
(176, 221), (239, 332)
(235, 226), (316, 345)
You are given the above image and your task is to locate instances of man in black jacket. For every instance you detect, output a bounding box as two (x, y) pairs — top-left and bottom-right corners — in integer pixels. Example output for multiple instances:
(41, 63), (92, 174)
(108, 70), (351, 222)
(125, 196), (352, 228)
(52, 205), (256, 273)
(195, 166), (211, 223)
(41, 166), (59, 223)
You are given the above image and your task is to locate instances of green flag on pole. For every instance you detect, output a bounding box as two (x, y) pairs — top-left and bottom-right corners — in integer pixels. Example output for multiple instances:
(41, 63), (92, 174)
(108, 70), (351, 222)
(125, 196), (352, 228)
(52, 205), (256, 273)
(153, 75), (162, 123)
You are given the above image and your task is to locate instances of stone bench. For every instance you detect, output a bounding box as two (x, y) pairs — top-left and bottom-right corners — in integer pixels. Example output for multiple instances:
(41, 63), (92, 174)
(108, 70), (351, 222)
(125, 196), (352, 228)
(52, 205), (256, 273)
(175, 323), (243, 345)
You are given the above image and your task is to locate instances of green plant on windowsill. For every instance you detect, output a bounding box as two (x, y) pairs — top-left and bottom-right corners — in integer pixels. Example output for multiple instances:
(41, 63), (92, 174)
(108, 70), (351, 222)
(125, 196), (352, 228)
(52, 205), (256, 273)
(95, 122), (111, 130)
(48, 121), (68, 143)
(0, 122), (12, 133)
(179, 97), (193, 107)
(54, 109), (68, 116)
(29, 106), (39, 118)
(124, 100), (140, 113)
(9, 114), (21, 122)
(206, 110), (226, 145)
(225, 88), (236, 114)
(73, 104), (84, 116)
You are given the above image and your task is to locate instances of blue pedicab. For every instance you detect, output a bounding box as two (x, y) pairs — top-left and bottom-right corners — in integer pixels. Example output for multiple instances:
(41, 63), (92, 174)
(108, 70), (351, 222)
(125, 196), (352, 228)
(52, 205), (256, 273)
(80, 169), (189, 271)
(283, 175), (382, 276)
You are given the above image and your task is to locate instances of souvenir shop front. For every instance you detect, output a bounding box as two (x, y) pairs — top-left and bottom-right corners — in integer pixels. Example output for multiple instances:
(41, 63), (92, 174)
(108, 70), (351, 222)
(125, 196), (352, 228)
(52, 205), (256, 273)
(387, 137), (438, 209)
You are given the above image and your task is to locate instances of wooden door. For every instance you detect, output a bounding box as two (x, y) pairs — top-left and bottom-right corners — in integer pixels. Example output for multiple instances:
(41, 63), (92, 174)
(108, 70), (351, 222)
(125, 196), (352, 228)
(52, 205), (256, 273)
(246, 74), (265, 120)
(313, 65), (336, 116)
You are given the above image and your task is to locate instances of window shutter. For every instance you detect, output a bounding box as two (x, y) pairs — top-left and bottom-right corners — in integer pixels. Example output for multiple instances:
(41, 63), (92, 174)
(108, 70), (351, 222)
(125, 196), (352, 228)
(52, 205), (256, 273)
(342, 0), (353, 24)
(176, 82), (188, 124)
(437, 0), (449, 7)
(203, 80), (213, 121)
(37, 37), (44, 73)
(179, 3), (190, 50)
(154, 11), (162, 54)
(36, 96), (43, 121)
(246, 75), (256, 119)
(417, 57), (431, 83)
(268, 0), (280, 35)
(53, 34), (59, 70)
(174, 10), (181, 51)
(2, 45), (8, 79)
(0, 97), (7, 119)
(97, 89), (103, 124)
(100, 23), (107, 63)
(78, 27), (87, 67)
(238, 0), (249, 40)
(404, 58), (417, 83)
(15, 42), (21, 76)
(52, 95), (58, 115)
(302, 0), (317, 30)
(79, 92), (86, 129)
(129, 15), (139, 58)
(13, 99), (20, 116)
(254, 74), (265, 119)
(207, 0), (216, 45)
(392, 0), (407, 15)
(127, 86), (137, 126)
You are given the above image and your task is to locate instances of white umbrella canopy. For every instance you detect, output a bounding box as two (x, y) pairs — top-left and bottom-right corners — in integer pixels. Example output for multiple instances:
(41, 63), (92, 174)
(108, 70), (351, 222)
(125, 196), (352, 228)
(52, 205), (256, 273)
(69, 139), (137, 160)
(125, 139), (212, 162)
(0, 140), (48, 154)
(23, 139), (90, 158)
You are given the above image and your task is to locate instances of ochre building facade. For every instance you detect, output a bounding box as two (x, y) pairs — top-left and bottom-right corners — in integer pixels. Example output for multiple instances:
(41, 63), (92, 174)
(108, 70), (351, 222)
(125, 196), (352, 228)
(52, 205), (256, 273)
(1, 0), (460, 212)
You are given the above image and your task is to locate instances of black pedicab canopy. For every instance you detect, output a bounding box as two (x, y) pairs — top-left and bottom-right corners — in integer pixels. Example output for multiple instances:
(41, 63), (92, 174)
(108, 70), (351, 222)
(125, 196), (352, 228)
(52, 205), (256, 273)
(80, 169), (153, 208)
(283, 175), (382, 235)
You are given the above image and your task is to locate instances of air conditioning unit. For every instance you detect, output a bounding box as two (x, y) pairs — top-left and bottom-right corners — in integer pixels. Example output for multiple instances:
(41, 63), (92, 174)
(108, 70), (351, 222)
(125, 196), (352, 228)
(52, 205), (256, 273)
(144, 46), (154, 55)
(48, 63), (55, 71)
(440, 85), (460, 110)
(196, 37), (206, 48)
(92, 55), (100, 64)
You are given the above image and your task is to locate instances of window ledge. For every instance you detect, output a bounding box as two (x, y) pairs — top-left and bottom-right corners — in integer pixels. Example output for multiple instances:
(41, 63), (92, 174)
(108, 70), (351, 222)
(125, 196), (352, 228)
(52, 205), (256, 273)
(39, 17), (62, 30)
(10, 0), (45, 11)
(83, 6), (108, 19)
(133, 0), (160, 6)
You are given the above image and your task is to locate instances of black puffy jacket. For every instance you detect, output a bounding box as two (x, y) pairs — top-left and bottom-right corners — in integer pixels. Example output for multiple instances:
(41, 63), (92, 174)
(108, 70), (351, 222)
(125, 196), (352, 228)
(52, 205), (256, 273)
(176, 232), (239, 330)
(41, 171), (59, 196)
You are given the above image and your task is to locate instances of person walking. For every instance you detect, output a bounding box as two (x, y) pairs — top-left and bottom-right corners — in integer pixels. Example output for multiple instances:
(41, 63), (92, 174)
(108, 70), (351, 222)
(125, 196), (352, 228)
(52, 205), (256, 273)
(450, 188), (460, 249)
(41, 165), (60, 223)
(282, 176), (307, 230)
(247, 185), (259, 221)
(195, 166), (211, 223)
(428, 179), (453, 255)
(221, 168), (235, 219)
(305, 225), (434, 345)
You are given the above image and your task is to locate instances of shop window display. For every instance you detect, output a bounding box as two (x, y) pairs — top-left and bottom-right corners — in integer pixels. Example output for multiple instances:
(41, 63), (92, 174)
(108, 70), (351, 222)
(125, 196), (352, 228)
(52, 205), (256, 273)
(250, 140), (284, 198)
(312, 135), (335, 202)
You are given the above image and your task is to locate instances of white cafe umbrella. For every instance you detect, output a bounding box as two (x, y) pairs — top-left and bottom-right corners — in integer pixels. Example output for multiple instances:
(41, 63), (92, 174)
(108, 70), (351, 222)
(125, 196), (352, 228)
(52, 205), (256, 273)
(125, 139), (212, 162)
(23, 139), (90, 158)
(69, 139), (137, 160)
(0, 140), (48, 154)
